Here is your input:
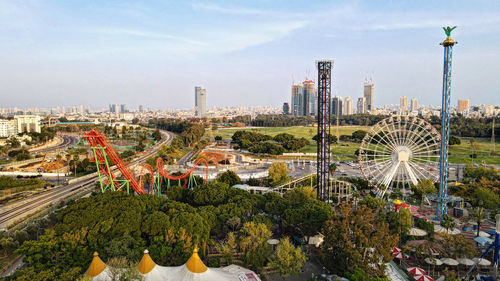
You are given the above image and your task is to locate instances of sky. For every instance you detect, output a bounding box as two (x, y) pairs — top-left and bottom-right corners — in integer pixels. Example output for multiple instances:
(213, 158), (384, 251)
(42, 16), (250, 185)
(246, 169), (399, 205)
(1, 0), (499, 110)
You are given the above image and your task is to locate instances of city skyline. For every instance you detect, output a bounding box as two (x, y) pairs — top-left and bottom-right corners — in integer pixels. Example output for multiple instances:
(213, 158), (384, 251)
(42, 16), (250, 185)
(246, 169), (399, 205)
(1, 1), (500, 109)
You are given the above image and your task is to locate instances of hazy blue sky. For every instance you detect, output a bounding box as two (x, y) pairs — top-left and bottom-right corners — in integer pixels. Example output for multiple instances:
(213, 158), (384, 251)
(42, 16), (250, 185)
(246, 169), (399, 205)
(1, 0), (499, 109)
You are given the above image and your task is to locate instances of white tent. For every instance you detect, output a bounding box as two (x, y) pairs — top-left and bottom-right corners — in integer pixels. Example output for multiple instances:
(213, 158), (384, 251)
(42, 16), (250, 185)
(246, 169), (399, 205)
(434, 225), (461, 235)
(86, 249), (261, 281)
(408, 227), (428, 237)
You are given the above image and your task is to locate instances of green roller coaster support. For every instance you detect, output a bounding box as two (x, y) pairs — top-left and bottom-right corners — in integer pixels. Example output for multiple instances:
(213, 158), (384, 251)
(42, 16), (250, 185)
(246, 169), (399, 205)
(153, 173), (162, 197)
(187, 173), (197, 190)
(91, 146), (131, 194)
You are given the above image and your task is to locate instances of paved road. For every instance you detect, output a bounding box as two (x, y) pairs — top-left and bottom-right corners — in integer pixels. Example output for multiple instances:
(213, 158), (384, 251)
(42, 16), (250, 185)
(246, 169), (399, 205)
(31, 134), (80, 155)
(0, 130), (174, 230)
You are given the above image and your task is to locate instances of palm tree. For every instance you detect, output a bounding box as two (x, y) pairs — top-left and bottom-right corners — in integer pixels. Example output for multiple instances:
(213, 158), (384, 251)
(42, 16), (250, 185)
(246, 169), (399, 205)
(471, 206), (485, 237)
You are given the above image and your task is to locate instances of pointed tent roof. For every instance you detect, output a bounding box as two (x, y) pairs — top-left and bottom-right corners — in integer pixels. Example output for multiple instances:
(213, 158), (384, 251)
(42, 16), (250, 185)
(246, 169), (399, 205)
(85, 252), (107, 278)
(138, 249), (156, 274)
(185, 247), (207, 273)
(86, 248), (261, 281)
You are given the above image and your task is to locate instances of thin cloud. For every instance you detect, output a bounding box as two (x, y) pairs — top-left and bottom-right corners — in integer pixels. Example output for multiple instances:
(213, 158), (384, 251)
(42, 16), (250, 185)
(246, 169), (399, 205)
(86, 27), (207, 46)
(191, 2), (267, 15)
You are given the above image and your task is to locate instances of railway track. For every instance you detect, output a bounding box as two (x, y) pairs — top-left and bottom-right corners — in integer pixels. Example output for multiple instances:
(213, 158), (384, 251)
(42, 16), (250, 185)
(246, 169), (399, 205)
(0, 130), (173, 229)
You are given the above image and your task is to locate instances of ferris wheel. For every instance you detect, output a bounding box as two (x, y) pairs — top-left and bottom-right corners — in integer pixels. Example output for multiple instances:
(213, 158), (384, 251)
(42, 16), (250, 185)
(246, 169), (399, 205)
(358, 116), (440, 197)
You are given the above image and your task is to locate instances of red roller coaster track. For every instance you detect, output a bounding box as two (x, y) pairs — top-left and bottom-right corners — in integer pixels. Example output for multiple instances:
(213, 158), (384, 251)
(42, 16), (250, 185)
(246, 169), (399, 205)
(83, 129), (209, 195)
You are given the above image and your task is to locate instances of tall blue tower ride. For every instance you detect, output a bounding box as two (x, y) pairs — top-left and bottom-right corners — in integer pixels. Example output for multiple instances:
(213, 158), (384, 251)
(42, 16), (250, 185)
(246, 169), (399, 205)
(435, 26), (457, 221)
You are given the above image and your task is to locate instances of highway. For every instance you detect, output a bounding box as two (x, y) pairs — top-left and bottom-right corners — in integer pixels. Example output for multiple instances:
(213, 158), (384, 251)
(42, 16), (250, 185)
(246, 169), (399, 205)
(0, 130), (174, 230)
(30, 134), (80, 155)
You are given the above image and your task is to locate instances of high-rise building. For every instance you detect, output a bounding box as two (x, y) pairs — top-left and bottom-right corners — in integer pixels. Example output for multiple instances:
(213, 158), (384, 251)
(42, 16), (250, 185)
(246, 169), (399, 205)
(363, 81), (374, 112)
(411, 98), (418, 112)
(109, 104), (119, 113)
(13, 115), (41, 133)
(291, 83), (304, 117)
(400, 96), (408, 115)
(304, 80), (316, 116)
(357, 97), (367, 114)
(120, 104), (127, 113)
(457, 99), (470, 114)
(139, 105), (144, 113)
(331, 96), (343, 116)
(344, 97), (353, 115)
(291, 80), (316, 117)
(195, 86), (207, 117)
(282, 103), (290, 115)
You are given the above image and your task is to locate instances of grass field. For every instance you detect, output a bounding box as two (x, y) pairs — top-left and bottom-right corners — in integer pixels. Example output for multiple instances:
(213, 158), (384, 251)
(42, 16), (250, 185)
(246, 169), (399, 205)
(213, 126), (500, 164)
(214, 126), (370, 141)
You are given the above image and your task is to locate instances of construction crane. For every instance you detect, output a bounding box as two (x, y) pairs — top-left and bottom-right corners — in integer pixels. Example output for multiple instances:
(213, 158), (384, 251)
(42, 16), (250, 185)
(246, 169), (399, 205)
(36, 153), (47, 173)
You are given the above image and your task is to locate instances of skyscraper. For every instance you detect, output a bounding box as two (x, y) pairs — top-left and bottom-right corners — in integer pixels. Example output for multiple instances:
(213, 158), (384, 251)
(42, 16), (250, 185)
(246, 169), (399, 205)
(195, 86), (207, 117)
(363, 81), (374, 112)
(457, 99), (469, 114)
(357, 97), (367, 114)
(331, 96), (343, 116)
(410, 98), (418, 113)
(120, 104), (127, 113)
(304, 80), (316, 116)
(109, 104), (119, 113)
(139, 105), (144, 113)
(400, 96), (408, 115)
(291, 83), (304, 116)
(291, 80), (316, 117)
(344, 97), (353, 115)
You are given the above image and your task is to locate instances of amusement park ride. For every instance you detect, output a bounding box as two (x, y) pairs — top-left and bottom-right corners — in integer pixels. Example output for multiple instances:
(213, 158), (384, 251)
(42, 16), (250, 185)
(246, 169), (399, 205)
(83, 129), (208, 196)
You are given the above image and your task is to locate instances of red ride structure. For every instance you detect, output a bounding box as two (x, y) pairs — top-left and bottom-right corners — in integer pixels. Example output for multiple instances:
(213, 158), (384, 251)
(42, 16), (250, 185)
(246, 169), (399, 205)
(83, 129), (208, 195)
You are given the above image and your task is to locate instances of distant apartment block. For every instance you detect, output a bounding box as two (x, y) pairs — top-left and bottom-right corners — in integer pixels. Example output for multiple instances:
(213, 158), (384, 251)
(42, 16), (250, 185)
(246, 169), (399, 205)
(13, 115), (41, 134)
(457, 99), (470, 114)
(357, 97), (367, 114)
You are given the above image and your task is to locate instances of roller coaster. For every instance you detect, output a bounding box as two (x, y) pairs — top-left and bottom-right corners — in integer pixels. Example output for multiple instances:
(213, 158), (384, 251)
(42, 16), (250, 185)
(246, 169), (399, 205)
(83, 129), (208, 196)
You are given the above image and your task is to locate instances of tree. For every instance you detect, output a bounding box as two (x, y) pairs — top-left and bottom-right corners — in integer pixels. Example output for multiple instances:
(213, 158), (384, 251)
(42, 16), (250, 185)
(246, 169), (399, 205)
(214, 135), (222, 141)
(268, 238), (307, 278)
(449, 135), (461, 145)
(268, 162), (289, 187)
(216, 232), (237, 265)
(322, 204), (397, 277)
(440, 215), (456, 231)
(216, 170), (242, 187)
(351, 130), (368, 142)
(238, 222), (272, 268)
(312, 133), (337, 144)
(152, 129), (162, 141)
(412, 179), (437, 206)
(283, 199), (333, 239)
(106, 257), (144, 281)
(283, 187), (316, 204)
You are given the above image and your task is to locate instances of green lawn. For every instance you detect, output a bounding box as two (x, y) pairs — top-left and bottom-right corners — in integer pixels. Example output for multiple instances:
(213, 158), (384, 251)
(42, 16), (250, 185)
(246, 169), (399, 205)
(213, 127), (500, 164)
(214, 126), (370, 141)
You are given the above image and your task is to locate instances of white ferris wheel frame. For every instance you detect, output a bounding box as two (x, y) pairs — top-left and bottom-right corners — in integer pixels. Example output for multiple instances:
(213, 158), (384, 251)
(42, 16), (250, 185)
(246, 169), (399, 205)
(358, 115), (440, 197)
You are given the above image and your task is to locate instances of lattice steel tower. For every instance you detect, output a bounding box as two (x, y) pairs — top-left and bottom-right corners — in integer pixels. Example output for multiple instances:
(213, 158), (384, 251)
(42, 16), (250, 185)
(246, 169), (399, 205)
(316, 61), (333, 201)
(435, 27), (457, 221)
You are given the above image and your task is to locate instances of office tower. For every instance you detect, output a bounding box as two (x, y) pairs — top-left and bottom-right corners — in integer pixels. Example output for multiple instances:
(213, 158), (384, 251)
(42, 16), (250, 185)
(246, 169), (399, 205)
(331, 96), (343, 116)
(282, 103), (290, 115)
(363, 81), (374, 112)
(109, 104), (119, 113)
(411, 98), (418, 112)
(139, 105), (144, 113)
(303, 80), (316, 116)
(357, 97), (367, 114)
(457, 99), (469, 114)
(344, 97), (353, 115)
(195, 86), (207, 117)
(291, 83), (304, 116)
(79, 105), (84, 114)
(400, 96), (408, 115)
(120, 104), (127, 113)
